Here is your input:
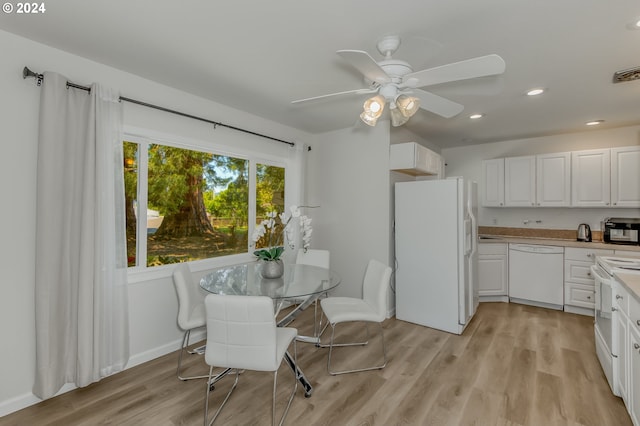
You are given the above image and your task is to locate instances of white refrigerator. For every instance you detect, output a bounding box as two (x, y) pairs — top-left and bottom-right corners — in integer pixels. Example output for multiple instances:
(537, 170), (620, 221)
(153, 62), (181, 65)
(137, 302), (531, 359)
(394, 178), (479, 335)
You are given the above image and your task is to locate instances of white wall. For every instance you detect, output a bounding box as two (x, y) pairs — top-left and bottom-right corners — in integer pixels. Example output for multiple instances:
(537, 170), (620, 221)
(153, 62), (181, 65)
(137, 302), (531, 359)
(441, 126), (640, 231)
(0, 30), (312, 415)
(306, 123), (392, 308)
(390, 126), (442, 153)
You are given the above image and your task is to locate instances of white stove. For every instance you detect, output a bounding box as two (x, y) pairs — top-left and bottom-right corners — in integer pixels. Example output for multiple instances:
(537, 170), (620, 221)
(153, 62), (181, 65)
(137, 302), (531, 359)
(597, 256), (640, 276)
(592, 255), (640, 396)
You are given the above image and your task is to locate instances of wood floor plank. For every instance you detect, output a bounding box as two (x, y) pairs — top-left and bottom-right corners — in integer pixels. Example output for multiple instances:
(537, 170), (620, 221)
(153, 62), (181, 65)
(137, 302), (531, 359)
(0, 302), (632, 426)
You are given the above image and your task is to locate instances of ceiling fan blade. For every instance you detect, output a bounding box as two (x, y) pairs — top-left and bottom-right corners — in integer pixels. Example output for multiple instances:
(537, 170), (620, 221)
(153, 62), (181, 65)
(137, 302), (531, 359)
(337, 50), (391, 85)
(291, 88), (377, 104)
(413, 89), (465, 118)
(403, 54), (506, 88)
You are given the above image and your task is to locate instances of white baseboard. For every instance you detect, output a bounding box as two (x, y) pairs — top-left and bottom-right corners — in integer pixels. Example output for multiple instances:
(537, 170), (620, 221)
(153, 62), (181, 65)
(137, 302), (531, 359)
(563, 305), (595, 317)
(479, 295), (509, 303)
(0, 330), (206, 418)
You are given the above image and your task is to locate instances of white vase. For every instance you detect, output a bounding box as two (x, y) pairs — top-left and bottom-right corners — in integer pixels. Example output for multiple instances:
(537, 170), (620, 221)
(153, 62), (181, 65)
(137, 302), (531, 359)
(260, 259), (284, 279)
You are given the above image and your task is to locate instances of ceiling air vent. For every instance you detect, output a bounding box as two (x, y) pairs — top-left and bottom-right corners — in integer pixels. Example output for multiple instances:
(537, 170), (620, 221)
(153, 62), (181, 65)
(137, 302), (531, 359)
(613, 66), (640, 83)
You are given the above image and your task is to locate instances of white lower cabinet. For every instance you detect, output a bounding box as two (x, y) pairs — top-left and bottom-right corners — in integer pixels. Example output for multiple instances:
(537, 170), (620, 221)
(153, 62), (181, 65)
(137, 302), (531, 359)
(563, 247), (613, 314)
(630, 327), (640, 426)
(478, 243), (508, 298)
(613, 280), (640, 425)
(615, 299), (629, 404)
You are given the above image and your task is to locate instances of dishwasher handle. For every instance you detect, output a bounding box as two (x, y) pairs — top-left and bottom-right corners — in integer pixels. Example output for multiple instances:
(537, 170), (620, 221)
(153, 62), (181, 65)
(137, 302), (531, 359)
(509, 244), (564, 254)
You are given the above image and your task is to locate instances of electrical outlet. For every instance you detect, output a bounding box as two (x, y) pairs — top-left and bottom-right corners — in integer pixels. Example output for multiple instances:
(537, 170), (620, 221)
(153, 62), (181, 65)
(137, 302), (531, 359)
(492, 218), (497, 225)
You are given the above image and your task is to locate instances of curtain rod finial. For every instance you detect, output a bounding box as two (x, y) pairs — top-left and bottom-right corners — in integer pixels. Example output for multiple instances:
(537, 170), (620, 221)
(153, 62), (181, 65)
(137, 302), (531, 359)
(23, 66), (43, 86)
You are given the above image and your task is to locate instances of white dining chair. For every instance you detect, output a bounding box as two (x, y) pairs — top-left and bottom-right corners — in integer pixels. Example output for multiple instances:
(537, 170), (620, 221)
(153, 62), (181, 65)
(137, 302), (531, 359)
(295, 249), (330, 337)
(172, 263), (208, 381)
(319, 259), (392, 375)
(203, 294), (298, 426)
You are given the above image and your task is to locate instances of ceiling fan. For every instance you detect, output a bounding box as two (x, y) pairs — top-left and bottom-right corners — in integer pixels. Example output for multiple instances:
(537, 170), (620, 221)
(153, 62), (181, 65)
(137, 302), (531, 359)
(292, 35), (506, 127)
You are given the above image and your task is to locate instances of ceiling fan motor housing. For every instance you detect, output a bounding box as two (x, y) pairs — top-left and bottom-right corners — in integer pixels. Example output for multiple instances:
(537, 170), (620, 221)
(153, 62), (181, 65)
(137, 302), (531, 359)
(379, 59), (413, 82)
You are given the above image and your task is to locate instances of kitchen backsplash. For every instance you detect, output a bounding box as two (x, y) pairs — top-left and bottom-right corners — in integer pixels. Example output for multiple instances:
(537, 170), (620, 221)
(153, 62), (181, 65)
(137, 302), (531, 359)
(479, 226), (603, 242)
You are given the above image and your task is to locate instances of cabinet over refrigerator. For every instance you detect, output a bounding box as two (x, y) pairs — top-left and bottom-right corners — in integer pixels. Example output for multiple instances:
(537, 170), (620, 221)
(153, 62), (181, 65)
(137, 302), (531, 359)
(394, 178), (479, 335)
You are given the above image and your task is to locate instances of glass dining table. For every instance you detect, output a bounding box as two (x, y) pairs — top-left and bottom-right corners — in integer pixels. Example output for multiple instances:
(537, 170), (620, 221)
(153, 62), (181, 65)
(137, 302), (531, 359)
(200, 261), (341, 397)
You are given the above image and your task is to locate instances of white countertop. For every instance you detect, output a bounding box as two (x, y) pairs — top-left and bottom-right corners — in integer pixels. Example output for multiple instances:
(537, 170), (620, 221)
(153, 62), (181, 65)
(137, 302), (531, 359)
(479, 235), (640, 252)
(614, 271), (640, 303)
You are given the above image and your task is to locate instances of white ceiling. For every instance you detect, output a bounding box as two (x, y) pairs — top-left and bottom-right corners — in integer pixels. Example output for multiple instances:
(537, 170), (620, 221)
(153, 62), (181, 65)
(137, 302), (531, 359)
(2, 0), (640, 147)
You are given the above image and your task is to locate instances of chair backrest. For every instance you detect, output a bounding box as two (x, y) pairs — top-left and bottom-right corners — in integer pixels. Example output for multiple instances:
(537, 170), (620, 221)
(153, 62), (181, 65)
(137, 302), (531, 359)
(172, 263), (205, 330)
(295, 249), (330, 269)
(204, 294), (279, 371)
(362, 259), (392, 321)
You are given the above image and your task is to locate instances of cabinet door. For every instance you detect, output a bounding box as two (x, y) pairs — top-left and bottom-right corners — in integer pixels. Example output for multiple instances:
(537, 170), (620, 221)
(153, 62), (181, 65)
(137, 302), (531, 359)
(611, 146), (640, 208)
(481, 159), (505, 207)
(505, 156), (536, 207)
(536, 152), (571, 206)
(630, 329), (640, 425)
(571, 149), (611, 207)
(615, 311), (628, 404)
(478, 254), (508, 296)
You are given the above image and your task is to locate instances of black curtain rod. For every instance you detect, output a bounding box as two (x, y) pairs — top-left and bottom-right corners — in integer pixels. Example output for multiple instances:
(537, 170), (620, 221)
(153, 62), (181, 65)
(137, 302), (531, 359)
(22, 66), (296, 147)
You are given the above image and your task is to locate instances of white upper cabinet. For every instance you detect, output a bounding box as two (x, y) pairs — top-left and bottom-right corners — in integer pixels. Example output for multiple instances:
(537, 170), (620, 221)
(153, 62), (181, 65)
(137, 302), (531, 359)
(504, 156), (536, 206)
(571, 148), (611, 207)
(611, 146), (640, 208)
(482, 146), (635, 208)
(536, 152), (571, 207)
(390, 142), (441, 176)
(481, 158), (505, 207)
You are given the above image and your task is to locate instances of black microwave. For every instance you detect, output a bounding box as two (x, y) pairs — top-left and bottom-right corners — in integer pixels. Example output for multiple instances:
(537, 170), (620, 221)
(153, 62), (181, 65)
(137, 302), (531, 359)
(603, 217), (640, 245)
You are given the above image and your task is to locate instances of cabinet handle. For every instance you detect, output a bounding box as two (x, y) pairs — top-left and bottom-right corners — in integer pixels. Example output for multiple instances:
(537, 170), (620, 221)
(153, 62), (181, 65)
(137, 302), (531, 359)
(635, 343), (640, 350)
(612, 307), (617, 312)
(613, 202), (617, 206)
(587, 296), (591, 299)
(637, 319), (640, 326)
(587, 272), (592, 277)
(616, 295), (623, 300)
(587, 253), (593, 257)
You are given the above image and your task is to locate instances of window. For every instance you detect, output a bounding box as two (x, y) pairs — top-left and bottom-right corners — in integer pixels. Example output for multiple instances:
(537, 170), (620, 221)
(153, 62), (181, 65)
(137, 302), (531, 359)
(124, 138), (286, 268)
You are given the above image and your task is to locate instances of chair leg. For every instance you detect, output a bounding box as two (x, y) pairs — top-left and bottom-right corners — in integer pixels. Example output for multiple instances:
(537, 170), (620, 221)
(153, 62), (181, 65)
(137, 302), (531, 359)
(205, 366), (240, 426)
(312, 291), (329, 338)
(326, 322), (387, 376)
(273, 339), (298, 426)
(177, 329), (209, 381)
(316, 317), (369, 349)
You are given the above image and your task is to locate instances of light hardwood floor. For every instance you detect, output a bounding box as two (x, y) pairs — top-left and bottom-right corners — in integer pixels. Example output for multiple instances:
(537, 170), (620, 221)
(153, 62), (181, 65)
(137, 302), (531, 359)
(0, 302), (632, 426)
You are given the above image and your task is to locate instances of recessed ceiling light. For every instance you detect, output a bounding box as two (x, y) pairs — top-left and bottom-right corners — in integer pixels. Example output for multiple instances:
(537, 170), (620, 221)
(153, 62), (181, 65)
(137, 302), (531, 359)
(586, 120), (604, 126)
(626, 19), (640, 30)
(526, 88), (545, 96)
(469, 113), (484, 119)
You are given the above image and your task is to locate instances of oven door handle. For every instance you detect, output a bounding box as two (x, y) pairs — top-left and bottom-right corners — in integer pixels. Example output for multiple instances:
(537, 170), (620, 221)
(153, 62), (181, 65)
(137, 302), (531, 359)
(591, 264), (610, 313)
(590, 264), (610, 282)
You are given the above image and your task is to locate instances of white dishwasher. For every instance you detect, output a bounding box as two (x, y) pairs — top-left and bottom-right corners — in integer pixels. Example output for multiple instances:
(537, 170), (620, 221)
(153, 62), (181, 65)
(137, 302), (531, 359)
(508, 244), (564, 309)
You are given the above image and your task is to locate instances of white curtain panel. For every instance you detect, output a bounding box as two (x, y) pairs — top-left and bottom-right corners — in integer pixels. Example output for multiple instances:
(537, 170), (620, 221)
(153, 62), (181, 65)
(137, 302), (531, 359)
(33, 72), (129, 399)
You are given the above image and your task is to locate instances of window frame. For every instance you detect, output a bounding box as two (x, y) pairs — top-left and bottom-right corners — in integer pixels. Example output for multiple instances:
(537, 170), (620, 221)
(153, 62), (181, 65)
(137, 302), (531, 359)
(123, 126), (291, 283)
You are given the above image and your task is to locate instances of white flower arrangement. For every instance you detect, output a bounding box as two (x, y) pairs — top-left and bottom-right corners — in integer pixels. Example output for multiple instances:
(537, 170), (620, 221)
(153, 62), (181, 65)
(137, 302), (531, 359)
(251, 205), (313, 261)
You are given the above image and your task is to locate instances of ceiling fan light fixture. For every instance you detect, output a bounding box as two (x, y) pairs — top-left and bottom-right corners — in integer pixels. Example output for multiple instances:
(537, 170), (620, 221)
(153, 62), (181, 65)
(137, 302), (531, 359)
(363, 95), (385, 116)
(360, 110), (380, 126)
(395, 94), (420, 118)
(390, 106), (410, 127)
(360, 94), (385, 126)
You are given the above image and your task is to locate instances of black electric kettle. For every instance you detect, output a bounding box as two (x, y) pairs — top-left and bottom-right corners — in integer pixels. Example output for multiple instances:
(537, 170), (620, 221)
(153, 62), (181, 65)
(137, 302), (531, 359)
(577, 223), (592, 242)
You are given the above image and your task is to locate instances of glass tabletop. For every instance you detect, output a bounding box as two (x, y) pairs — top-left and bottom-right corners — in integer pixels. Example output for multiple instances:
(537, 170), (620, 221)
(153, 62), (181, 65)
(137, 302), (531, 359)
(199, 262), (341, 300)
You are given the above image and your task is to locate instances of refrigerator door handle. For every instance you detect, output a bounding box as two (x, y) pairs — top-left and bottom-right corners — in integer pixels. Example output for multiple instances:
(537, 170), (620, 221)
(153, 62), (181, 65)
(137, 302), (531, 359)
(468, 208), (477, 257)
(464, 218), (472, 256)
